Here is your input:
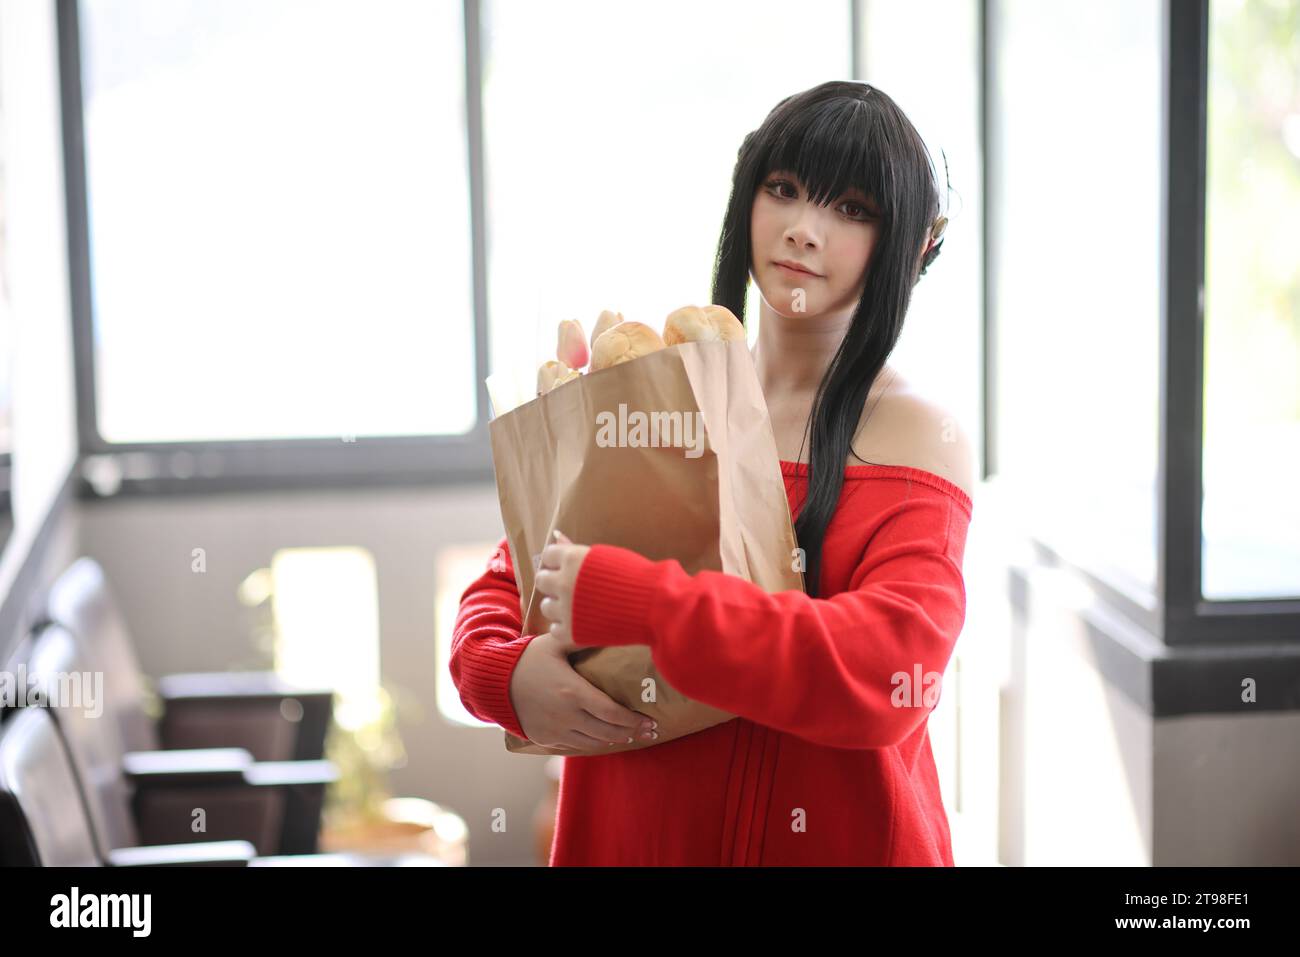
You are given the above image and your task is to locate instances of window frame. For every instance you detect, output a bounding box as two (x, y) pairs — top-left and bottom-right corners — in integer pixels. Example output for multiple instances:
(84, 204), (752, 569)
(56, 0), (496, 496)
(1162, 0), (1300, 642)
(983, 0), (1300, 662)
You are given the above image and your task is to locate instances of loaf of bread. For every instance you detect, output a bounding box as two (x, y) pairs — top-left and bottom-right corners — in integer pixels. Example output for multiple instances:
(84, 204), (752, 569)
(590, 310), (624, 349)
(557, 319), (589, 372)
(662, 304), (745, 345)
(590, 321), (667, 371)
(535, 305), (744, 393)
(537, 360), (581, 396)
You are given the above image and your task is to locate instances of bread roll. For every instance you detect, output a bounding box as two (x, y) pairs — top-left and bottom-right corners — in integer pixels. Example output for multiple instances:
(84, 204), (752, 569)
(662, 304), (746, 345)
(557, 319), (589, 371)
(590, 310), (624, 349)
(590, 321), (666, 371)
(537, 360), (580, 396)
(702, 305), (745, 339)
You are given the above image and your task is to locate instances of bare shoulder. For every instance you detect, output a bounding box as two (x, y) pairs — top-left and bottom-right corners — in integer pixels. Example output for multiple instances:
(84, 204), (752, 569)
(853, 376), (977, 500)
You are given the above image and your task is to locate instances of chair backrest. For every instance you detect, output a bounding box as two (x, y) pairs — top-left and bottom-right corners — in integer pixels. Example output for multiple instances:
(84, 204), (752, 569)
(44, 557), (159, 754)
(25, 623), (139, 859)
(0, 707), (102, 866)
(26, 624), (293, 857)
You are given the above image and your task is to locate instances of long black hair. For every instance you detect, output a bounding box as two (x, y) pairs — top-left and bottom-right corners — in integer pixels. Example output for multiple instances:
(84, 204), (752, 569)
(711, 80), (949, 598)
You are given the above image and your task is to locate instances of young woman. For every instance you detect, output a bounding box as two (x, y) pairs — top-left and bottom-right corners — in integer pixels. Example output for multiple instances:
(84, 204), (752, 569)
(451, 80), (975, 865)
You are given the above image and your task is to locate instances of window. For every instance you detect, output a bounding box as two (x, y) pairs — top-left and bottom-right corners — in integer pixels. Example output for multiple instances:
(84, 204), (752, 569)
(1201, 0), (1300, 600)
(479, 0), (851, 392)
(76, 0), (476, 444)
(989, 0), (1163, 596)
(859, 0), (983, 458)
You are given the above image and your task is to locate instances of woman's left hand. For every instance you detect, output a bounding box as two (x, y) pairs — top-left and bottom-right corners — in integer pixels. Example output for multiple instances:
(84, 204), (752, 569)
(535, 530), (592, 656)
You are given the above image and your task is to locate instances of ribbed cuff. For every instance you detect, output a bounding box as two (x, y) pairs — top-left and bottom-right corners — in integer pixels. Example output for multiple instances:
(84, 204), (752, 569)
(455, 633), (540, 740)
(571, 544), (660, 648)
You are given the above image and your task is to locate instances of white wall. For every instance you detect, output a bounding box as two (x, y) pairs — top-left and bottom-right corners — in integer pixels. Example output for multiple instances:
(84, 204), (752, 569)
(0, 0), (79, 601)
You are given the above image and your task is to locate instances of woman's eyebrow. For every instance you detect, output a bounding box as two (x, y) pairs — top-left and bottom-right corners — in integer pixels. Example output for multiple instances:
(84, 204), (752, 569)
(846, 190), (882, 210)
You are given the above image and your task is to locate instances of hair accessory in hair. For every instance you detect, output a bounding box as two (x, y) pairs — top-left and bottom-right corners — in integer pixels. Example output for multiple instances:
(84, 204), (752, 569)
(924, 215), (948, 257)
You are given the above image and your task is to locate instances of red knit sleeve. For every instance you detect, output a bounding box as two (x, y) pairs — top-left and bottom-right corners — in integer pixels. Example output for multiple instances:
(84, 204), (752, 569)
(568, 489), (970, 750)
(449, 535), (540, 741)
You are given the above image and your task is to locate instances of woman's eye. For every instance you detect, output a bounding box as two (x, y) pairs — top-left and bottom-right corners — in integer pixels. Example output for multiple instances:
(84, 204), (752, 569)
(766, 179), (873, 221)
(765, 177), (876, 221)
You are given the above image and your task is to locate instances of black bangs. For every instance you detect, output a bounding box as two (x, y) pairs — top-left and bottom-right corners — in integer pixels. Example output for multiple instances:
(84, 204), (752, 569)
(760, 96), (888, 219)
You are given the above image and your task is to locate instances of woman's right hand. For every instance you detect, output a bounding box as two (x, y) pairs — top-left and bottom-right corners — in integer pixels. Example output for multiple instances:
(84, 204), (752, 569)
(509, 634), (658, 753)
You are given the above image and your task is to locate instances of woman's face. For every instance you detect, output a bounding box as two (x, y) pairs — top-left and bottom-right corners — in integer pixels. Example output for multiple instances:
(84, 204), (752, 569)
(749, 168), (881, 320)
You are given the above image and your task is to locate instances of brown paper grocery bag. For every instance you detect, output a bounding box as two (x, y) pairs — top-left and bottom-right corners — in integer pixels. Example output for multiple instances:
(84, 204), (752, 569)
(487, 338), (804, 756)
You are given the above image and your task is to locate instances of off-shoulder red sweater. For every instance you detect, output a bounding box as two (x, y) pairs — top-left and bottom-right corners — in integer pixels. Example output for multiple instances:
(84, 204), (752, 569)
(450, 461), (973, 866)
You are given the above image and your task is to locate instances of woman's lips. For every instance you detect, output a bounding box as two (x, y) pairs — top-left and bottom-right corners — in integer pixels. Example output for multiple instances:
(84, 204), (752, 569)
(775, 262), (821, 279)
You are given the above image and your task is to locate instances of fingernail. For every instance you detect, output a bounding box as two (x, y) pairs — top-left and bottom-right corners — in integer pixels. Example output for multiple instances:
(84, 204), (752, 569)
(625, 736), (633, 744)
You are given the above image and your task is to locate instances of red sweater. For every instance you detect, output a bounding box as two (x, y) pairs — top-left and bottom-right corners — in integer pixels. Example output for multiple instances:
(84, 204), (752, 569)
(450, 461), (973, 866)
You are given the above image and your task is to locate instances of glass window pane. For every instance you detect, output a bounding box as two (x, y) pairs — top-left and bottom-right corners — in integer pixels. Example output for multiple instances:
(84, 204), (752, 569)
(991, 0), (1162, 595)
(860, 0), (982, 452)
(1202, 0), (1300, 600)
(481, 0), (851, 390)
(79, 0), (475, 443)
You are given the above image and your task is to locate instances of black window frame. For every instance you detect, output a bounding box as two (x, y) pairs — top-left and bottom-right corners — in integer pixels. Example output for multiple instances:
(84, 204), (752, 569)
(1161, 0), (1300, 643)
(0, 452), (12, 555)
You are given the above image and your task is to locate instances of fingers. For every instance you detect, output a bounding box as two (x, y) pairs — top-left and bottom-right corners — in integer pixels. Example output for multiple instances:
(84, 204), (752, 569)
(579, 687), (655, 732)
(535, 568), (554, 595)
(577, 711), (657, 745)
(538, 595), (572, 648)
(534, 566), (567, 598)
(538, 538), (579, 576)
(539, 542), (567, 572)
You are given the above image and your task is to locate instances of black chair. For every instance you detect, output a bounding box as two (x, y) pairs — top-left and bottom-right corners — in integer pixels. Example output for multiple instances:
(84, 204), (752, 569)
(0, 706), (254, 866)
(0, 706), (443, 867)
(23, 622), (336, 856)
(42, 557), (333, 762)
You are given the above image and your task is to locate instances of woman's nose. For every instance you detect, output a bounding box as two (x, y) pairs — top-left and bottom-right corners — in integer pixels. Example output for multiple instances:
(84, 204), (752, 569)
(786, 206), (824, 247)
(785, 225), (820, 249)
